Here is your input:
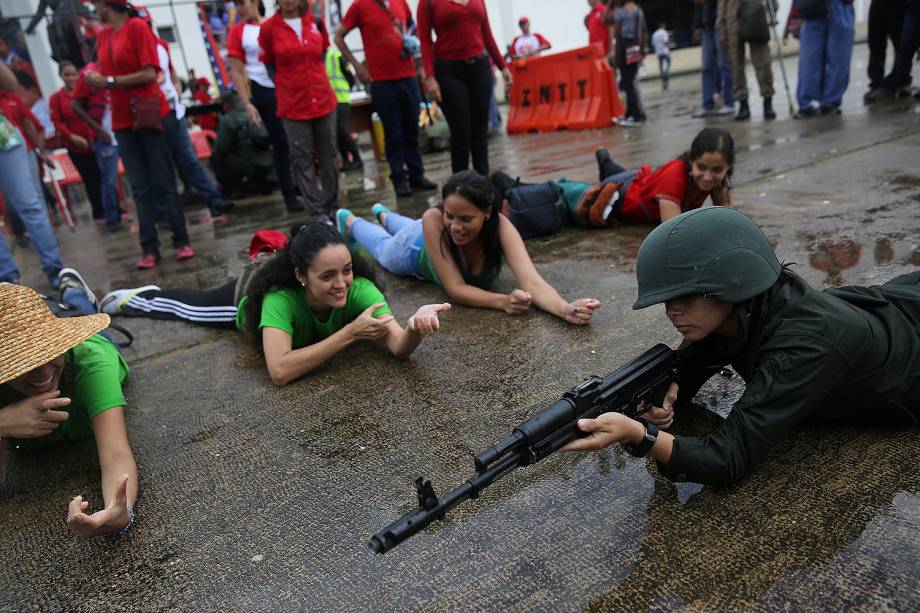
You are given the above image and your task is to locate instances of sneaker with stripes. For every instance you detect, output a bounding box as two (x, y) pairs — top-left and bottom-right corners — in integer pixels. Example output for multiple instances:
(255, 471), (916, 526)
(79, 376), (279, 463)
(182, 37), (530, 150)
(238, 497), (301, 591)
(100, 285), (161, 315)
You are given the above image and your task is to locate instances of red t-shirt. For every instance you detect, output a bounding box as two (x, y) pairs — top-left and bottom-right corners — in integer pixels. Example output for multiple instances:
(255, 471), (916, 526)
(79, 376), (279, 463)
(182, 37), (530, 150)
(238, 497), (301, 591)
(50, 87), (95, 153)
(620, 159), (726, 222)
(0, 92), (41, 149)
(340, 0), (416, 82)
(418, 0), (506, 79)
(96, 18), (169, 131)
(72, 62), (111, 127)
(258, 14), (337, 120)
(586, 4), (610, 54)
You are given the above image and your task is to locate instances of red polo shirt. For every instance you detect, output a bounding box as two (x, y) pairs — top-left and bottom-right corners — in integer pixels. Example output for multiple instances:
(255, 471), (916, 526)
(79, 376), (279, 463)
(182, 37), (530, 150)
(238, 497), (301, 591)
(340, 0), (416, 82)
(417, 0), (506, 79)
(50, 87), (95, 153)
(586, 4), (610, 54)
(620, 159), (727, 222)
(258, 14), (337, 121)
(96, 18), (169, 131)
(0, 92), (42, 149)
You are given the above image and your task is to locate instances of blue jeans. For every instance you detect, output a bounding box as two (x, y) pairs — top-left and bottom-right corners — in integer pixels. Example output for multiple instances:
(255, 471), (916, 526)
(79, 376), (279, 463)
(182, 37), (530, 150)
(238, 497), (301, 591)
(797, 0), (856, 109)
(0, 141), (64, 284)
(93, 137), (121, 227)
(701, 26), (735, 109)
(162, 111), (224, 213)
(350, 213), (423, 278)
(61, 286), (96, 315)
(116, 127), (190, 256)
(370, 78), (425, 184)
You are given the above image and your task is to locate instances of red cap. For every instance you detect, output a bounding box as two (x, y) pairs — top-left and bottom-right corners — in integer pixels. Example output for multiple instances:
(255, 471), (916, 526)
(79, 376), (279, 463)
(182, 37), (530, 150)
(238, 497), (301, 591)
(196, 76), (211, 86)
(519, 16), (529, 25)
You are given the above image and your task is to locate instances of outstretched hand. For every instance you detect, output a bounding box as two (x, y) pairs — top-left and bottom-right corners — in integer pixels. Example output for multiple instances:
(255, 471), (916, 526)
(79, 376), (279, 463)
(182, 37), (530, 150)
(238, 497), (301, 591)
(67, 473), (132, 537)
(349, 303), (394, 341)
(564, 298), (601, 325)
(559, 412), (640, 452)
(407, 303), (451, 335)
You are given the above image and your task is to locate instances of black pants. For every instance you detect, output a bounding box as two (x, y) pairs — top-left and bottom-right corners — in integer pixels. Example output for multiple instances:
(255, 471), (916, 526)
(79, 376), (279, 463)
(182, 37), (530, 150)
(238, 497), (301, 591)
(369, 77), (425, 184)
(69, 149), (104, 219)
(435, 53), (493, 175)
(882, 0), (920, 88)
(121, 280), (238, 329)
(868, 0), (907, 88)
(251, 82), (297, 203)
(334, 102), (361, 164)
(618, 61), (646, 121)
(116, 128), (190, 256)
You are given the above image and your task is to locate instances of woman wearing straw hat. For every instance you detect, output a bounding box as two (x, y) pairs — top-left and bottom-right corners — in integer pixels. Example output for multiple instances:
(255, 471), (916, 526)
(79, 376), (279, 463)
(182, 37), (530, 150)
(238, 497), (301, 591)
(0, 282), (138, 537)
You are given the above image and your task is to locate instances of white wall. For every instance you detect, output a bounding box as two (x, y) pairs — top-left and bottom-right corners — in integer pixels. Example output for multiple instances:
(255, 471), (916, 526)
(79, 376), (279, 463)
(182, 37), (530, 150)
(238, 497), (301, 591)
(149, 3), (215, 83)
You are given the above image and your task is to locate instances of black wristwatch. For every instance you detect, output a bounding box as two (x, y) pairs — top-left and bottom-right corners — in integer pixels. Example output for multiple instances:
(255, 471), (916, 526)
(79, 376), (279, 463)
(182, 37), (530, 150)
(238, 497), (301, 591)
(622, 419), (659, 458)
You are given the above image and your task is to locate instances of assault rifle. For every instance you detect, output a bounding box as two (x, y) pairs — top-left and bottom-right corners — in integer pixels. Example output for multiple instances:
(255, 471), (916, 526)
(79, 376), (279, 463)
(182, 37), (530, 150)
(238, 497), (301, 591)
(368, 343), (677, 554)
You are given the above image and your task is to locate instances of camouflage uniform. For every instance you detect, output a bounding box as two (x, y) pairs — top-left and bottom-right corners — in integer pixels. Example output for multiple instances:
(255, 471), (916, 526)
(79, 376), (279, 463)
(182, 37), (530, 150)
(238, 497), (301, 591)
(718, 0), (775, 102)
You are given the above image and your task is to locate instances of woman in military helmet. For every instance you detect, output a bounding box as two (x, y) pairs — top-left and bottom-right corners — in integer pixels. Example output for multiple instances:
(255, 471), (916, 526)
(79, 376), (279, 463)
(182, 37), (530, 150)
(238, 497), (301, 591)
(562, 207), (920, 487)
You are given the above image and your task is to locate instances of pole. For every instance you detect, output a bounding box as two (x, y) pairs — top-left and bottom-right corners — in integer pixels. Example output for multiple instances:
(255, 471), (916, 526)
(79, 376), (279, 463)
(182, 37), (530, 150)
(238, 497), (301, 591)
(764, 0), (796, 115)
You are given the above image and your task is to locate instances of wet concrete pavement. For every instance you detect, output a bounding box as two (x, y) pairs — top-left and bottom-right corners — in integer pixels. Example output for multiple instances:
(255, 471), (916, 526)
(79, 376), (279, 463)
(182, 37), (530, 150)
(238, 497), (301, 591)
(3, 44), (920, 610)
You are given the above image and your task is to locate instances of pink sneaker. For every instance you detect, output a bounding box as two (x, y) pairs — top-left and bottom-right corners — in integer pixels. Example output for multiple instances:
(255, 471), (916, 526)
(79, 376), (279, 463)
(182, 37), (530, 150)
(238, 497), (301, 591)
(135, 254), (160, 270)
(175, 245), (196, 261)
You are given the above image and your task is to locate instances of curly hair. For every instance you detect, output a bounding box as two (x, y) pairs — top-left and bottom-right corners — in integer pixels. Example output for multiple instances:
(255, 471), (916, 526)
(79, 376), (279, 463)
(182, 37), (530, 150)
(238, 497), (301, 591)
(240, 222), (377, 353)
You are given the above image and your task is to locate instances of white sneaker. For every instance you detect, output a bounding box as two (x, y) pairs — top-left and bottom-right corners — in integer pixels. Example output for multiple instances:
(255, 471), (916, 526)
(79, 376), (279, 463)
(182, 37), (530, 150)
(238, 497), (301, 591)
(57, 267), (98, 311)
(616, 116), (644, 127)
(715, 104), (735, 116)
(100, 285), (160, 315)
(691, 107), (715, 118)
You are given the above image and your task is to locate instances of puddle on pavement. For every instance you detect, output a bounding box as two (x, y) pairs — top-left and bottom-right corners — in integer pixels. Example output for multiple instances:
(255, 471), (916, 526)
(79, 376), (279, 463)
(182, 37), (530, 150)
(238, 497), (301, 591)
(797, 235), (920, 286)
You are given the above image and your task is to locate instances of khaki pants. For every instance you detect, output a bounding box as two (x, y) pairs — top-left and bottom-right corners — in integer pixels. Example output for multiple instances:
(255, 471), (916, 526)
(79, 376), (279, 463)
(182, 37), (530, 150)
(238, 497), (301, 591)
(729, 37), (775, 101)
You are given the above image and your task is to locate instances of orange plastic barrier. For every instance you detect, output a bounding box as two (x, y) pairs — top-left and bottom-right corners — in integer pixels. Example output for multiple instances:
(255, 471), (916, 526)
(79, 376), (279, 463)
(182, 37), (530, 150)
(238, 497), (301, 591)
(507, 44), (625, 134)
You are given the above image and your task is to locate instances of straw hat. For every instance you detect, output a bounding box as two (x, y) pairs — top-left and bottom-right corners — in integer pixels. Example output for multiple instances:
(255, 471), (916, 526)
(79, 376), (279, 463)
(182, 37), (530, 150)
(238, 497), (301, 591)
(0, 283), (110, 386)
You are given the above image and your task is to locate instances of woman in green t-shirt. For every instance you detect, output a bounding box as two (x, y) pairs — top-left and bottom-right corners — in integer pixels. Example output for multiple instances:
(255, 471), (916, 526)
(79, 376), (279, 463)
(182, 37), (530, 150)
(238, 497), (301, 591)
(0, 281), (138, 538)
(101, 223), (450, 386)
(337, 171), (601, 325)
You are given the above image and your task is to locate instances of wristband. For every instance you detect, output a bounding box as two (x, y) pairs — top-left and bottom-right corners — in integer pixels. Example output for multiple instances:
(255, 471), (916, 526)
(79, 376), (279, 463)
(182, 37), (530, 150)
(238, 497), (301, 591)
(118, 506), (135, 536)
(622, 419), (659, 458)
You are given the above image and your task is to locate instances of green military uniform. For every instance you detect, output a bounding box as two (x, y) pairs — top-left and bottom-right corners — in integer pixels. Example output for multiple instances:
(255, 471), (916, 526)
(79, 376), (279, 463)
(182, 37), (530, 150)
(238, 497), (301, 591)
(213, 104), (275, 195)
(634, 208), (920, 487)
(717, 0), (775, 103)
(666, 271), (920, 486)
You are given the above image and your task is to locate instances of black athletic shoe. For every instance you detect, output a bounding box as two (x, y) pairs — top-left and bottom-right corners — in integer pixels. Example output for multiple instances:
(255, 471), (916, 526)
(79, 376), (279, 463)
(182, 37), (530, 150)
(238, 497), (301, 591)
(793, 106), (818, 119)
(57, 267), (99, 311)
(595, 148), (620, 182)
(410, 176), (438, 191)
(489, 170), (518, 198)
(395, 180), (413, 198)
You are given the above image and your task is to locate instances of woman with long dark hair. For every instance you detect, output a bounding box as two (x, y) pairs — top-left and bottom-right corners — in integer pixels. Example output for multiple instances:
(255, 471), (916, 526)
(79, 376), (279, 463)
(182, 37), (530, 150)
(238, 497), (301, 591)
(227, 0), (302, 212)
(100, 223), (450, 385)
(84, 0), (193, 269)
(417, 0), (511, 176)
(50, 61), (105, 221)
(337, 171), (601, 324)
(259, 0), (338, 219)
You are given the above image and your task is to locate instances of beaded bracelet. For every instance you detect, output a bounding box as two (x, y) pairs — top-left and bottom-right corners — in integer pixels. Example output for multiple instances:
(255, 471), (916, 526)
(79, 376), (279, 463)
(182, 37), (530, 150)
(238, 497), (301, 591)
(118, 507), (135, 536)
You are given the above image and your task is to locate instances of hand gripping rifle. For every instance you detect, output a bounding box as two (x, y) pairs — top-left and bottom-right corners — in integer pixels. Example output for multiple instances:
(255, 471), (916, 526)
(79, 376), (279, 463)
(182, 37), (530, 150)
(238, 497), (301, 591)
(368, 343), (677, 554)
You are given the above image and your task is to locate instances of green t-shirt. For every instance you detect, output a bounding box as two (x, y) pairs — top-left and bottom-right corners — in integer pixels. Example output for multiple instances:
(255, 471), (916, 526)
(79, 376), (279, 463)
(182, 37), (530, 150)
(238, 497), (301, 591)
(235, 277), (392, 348)
(2, 335), (129, 449)
(416, 247), (502, 289)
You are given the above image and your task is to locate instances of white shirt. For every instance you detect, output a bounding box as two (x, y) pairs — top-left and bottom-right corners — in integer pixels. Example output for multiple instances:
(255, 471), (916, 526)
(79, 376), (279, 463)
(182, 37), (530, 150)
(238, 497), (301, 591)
(30, 99), (55, 139)
(513, 33), (543, 58)
(651, 28), (671, 57)
(284, 17), (302, 39)
(240, 23), (274, 88)
(157, 43), (186, 120)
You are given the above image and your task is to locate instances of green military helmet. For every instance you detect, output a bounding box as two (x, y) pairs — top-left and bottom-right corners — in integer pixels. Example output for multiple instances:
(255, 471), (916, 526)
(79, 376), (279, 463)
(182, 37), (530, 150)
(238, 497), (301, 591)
(633, 207), (781, 310)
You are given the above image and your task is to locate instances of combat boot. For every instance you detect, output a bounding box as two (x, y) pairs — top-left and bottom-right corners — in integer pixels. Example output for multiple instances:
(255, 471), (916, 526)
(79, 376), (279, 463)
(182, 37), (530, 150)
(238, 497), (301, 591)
(763, 96), (776, 120)
(735, 100), (751, 121)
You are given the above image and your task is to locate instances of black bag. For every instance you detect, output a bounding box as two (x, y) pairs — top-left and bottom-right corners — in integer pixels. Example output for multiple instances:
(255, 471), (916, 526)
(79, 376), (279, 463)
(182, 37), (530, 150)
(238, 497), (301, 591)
(505, 182), (563, 239)
(246, 121), (272, 151)
(793, 0), (828, 20)
(42, 295), (134, 349)
(738, 0), (771, 42)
